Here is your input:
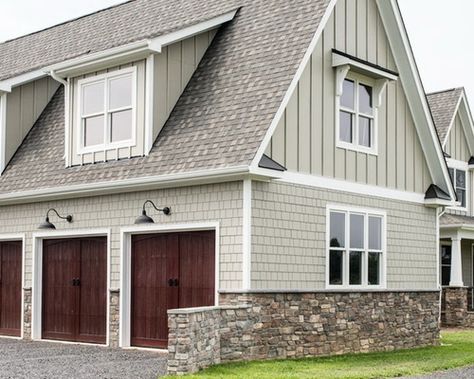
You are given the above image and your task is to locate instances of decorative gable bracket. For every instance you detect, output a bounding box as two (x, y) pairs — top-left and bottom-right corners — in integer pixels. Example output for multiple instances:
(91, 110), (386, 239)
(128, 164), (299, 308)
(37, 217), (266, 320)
(333, 50), (398, 108)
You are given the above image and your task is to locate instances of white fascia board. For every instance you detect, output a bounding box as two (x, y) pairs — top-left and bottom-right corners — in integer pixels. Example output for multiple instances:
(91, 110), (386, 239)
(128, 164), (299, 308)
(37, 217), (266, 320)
(424, 198), (456, 208)
(0, 69), (48, 93)
(249, 0), (338, 170)
(457, 93), (474, 155)
(47, 9), (238, 78)
(441, 93), (463, 149)
(376, 0), (456, 201)
(0, 166), (253, 205)
(332, 52), (398, 81)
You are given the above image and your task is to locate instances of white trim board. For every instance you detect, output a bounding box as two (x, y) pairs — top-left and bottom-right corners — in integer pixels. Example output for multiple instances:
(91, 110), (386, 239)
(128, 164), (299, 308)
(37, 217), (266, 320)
(31, 228), (111, 346)
(242, 179), (252, 290)
(119, 222), (220, 348)
(0, 234), (26, 339)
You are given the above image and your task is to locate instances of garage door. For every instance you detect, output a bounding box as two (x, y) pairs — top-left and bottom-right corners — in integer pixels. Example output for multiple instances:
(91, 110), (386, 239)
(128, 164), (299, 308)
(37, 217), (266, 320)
(0, 241), (22, 337)
(131, 231), (215, 348)
(42, 237), (107, 344)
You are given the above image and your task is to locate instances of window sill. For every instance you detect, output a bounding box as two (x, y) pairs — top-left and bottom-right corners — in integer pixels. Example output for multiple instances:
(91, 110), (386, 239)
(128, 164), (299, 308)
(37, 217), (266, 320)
(77, 140), (136, 155)
(326, 285), (386, 291)
(336, 141), (378, 156)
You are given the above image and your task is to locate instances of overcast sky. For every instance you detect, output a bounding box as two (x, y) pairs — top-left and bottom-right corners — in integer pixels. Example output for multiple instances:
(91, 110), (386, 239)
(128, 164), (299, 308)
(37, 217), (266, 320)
(0, 0), (473, 101)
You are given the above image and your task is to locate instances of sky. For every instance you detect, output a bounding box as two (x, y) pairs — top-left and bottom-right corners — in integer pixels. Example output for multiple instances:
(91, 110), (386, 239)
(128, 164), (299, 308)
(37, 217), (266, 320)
(0, 0), (473, 100)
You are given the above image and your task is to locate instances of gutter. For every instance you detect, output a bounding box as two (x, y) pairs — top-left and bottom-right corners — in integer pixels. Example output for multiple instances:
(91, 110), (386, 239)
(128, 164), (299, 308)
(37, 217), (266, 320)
(0, 165), (269, 205)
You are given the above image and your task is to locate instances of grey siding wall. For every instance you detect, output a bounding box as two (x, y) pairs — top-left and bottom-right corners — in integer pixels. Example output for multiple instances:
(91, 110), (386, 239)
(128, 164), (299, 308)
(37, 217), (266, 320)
(153, 29), (217, 141)
(445, 114), (470, 162)
(461, 240), (473, 286)
(5, 77), (59, 165)
(0, 182), (243, 290)
(251, 181), (437, 290)
(265, 0), (432, 193)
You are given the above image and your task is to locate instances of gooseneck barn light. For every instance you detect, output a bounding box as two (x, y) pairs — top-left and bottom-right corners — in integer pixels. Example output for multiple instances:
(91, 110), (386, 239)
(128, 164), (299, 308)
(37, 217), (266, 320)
(38, 208), (73, 230)
(134, 200), (171, 224)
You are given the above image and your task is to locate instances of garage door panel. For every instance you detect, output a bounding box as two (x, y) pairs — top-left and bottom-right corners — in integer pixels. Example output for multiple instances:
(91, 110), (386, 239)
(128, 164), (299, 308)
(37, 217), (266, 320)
(0, 241), (22, 337)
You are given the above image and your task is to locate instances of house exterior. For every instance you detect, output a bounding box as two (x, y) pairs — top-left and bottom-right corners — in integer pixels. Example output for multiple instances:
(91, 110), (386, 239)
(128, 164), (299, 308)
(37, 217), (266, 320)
(0, 0), (459, 375)
(427, 88), (474, 327)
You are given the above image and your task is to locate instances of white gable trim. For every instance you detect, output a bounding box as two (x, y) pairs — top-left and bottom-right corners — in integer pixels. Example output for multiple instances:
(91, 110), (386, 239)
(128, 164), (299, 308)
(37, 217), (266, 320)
(376, 0), (455, 200)
(453, 92), (474, 155)
(249, 0), (338, 169)
(441, 92), (463, 149)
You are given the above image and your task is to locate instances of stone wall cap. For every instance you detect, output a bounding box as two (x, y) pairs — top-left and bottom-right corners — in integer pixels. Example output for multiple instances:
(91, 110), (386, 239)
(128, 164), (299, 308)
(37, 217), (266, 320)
(219, 288), (440, 294)
(168, 304), (251, 315)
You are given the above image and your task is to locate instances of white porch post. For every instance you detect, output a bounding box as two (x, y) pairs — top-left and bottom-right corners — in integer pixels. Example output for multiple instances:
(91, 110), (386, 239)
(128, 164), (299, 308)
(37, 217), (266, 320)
(450, 236), (464, 287)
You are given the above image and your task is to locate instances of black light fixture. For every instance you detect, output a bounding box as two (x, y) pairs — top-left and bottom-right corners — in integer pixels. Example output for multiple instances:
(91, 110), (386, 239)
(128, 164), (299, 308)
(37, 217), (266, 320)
(135, 200), (171, 224)
(38, 208), (73, 230)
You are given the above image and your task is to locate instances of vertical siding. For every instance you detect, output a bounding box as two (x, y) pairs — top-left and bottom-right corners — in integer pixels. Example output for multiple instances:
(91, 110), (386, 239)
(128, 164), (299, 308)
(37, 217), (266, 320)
(153, 29), (216, 141)
(445, 114), (470, 162)
(5, 77), (59, 165)
(267, 0), (432, 194)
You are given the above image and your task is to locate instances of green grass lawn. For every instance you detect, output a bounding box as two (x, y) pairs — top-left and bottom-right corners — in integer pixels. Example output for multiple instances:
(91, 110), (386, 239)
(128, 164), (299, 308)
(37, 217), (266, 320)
(168, 330), (474, 379)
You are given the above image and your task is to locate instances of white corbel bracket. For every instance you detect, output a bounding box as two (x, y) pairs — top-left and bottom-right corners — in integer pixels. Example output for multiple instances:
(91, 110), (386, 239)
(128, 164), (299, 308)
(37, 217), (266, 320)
(335, 65), (351, 97)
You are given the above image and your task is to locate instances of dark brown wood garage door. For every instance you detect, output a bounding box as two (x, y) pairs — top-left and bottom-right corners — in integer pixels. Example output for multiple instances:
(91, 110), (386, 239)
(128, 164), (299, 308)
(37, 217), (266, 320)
(42, 237), (107, 344)
(0, 241), (22, 337)
(131, 231), (215, 348)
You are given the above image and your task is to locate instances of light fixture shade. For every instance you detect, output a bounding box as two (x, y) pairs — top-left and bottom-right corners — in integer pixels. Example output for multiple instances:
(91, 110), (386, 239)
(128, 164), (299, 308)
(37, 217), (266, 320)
(38, 218), (56, 230)
(134, 210), (155, 224)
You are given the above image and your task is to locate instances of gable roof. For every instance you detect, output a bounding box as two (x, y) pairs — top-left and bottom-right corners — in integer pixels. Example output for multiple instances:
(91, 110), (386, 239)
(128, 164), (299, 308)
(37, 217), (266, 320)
(0, 0), (241, 82)
(0, 0), (333, 200)
(426, 88), (464, 145)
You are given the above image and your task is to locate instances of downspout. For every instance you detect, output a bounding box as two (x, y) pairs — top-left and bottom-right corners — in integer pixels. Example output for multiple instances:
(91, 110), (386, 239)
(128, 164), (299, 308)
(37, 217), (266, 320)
(0, 91), (7, 174)
(49, 71), (70, 165)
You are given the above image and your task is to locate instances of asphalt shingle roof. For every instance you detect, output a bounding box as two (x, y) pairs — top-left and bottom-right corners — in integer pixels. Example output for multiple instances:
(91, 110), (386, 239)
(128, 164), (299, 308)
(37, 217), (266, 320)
(440, 213), (474, 227)
(427, 88), (464, 145)
(0, 0), (331, 194)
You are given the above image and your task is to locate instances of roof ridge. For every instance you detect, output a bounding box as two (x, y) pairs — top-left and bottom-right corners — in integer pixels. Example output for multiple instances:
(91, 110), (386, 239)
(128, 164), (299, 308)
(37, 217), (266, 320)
(427, 87), (464, 97)
(0, 0), (133, 45)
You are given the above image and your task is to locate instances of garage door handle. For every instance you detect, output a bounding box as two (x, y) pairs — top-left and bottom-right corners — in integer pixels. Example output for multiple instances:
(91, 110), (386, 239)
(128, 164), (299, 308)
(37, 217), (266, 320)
(173, 278), (179, 287)
(168, 279), (173, 287)
(71, 278), (81, 286)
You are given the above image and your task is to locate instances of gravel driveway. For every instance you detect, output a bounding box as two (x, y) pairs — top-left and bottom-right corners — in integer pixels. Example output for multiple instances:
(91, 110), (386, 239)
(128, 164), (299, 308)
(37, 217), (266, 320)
(0, 337), (168, 379)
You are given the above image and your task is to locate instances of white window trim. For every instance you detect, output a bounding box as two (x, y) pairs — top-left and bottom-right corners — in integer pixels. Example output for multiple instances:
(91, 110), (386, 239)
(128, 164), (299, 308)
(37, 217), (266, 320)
(325, 204), (387, 290)
(446, 158), (469, 212)
(76, 66), (137, 155)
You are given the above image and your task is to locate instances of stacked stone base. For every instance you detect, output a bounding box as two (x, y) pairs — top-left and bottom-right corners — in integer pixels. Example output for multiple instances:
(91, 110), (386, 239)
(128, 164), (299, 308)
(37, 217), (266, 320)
(167, 290), (440, 375)
(442, 287), (474, 328)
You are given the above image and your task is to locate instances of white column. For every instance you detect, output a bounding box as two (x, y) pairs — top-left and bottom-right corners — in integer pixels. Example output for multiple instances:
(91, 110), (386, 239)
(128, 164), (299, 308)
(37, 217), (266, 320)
(450, 236), (464, 287)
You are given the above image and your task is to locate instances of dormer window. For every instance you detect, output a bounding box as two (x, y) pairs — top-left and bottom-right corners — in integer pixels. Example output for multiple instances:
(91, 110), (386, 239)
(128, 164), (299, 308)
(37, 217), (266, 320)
(77, 67), (136, 154)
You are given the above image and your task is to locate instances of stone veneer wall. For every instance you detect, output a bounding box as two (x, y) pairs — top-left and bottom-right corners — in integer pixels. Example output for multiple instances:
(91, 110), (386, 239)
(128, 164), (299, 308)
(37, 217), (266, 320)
(167, 291), (440, 375)
(443, 287), (474, 328)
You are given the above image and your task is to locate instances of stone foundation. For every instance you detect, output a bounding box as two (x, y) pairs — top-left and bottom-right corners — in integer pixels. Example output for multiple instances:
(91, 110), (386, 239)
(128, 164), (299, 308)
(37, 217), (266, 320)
(167, 290), (440, 375)
(442, 287), (474, 328)
(23, 287), (32, 340)
(109, 289), (120, 347)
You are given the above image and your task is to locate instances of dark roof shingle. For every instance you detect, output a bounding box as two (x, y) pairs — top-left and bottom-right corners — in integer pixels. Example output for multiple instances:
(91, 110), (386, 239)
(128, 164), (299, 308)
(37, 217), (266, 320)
(427, 88), (463, 144)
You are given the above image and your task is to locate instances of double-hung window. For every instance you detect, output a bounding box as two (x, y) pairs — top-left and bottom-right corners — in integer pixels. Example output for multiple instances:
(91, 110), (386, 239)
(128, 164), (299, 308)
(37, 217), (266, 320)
(78, 67), (136, 152)
(448, 167), (467, 209)
(338, 74), (376, 153)
(327, 207), (385, 288)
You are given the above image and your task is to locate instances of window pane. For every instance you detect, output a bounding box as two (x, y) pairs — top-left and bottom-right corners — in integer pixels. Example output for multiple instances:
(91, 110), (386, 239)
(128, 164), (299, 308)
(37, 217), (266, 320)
(329, 250), (343, 285)
(456, 170), (466, 189)
(82, 81), (104, 115)
(83, 115), (104, 147)
(111, 109), (132, 143)
(448, 168), (454, 184)
(340, 111), (353, 143)
(368, 216), (382, 250)
(341, 79), (354, 109)
(330, 212), (345, 248)
(457, 189), (466, 208)
(368, 252), (380, 285)
(441, 245), (451, 265)
(349, 251), (362, 285)
(109, 75), (132, 110)
(441, 266), (451, 286)
(358, 117), (372, 148)
(359, 83), (373, 115)
(350, 214), (364, 249)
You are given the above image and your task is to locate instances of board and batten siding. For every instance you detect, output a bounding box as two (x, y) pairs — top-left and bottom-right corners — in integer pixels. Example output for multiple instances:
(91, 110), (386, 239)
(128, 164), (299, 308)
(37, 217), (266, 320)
(0, 182), (243, 290)
(153, 28), (217, 141)
(445, 114), (471, 162)
(5, 77), (60, 166)
(265, 0), (432, 194)
(68, 29), (217, 166)
(251, 181), (438, 290)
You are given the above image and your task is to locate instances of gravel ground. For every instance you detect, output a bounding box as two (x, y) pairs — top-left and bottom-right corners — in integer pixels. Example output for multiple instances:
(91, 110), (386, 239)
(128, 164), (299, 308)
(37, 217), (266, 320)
(402, 366), (474, 379)
(0, 337), (168, 379)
